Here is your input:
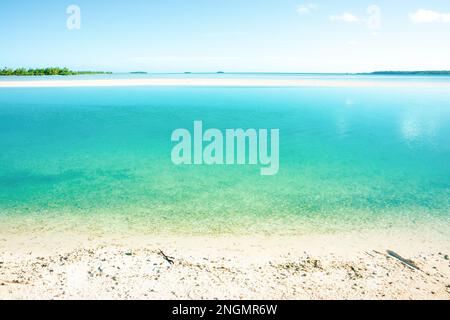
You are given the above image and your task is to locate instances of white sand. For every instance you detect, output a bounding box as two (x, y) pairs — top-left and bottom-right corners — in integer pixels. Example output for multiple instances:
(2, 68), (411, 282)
(1, 78), (450, 88)
(1, 229), (449, 300)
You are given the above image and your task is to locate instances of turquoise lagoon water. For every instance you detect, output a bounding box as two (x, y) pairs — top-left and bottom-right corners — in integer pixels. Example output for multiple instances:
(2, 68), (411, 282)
(0, 78), (449, 234)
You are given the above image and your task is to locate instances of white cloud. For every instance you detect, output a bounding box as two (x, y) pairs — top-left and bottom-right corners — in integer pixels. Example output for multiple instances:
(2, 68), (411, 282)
(410, 9), (450, 23)
(296, 3), (318, 15)
(330, 12), (360, 23)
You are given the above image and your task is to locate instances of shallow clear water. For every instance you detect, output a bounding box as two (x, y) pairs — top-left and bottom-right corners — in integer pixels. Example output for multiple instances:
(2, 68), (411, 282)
(0, 81), (449, 234)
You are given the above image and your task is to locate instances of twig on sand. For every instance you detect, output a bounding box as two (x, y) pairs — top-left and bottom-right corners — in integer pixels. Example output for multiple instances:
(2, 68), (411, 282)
(0, 279), (28, 285)
(372, 250), (421, 271)
(384, 250), (421, 271)
(158, 249), (175, 265)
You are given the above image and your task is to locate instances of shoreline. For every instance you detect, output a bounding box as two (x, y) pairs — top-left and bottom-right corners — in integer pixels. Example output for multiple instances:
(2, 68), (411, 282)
(1, 229), (449, 299)
(1, 78), (450, 88)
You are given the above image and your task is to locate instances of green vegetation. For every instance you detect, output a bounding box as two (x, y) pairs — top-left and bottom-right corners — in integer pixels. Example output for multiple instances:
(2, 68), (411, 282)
(0, 67), (112, 76)
(367, 71), (450, 75)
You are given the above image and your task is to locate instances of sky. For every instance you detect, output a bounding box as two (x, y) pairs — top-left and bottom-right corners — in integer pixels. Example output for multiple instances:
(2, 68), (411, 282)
(1, 0), (450, 73)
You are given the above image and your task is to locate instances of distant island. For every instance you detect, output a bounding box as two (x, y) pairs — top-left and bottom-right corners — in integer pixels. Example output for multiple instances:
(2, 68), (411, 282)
(364, 71), (450, 75)
(0, 67), (112, 76)
(129, 71), (148, 74)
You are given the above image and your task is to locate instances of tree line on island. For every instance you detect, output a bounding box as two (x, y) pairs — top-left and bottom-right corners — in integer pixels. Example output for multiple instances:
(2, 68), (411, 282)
(0, 67), (112, 76)
(366, 71), (450, 75)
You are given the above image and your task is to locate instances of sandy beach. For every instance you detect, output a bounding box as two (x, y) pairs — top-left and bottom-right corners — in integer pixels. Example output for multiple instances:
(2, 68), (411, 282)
(1, 78), (450, 88)
(1, 228), (449, 300)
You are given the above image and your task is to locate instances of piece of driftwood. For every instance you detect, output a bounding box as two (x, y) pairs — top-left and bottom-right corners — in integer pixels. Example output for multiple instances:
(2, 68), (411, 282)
(158, 249), (175, 265)
(386, 250), (420, 271)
